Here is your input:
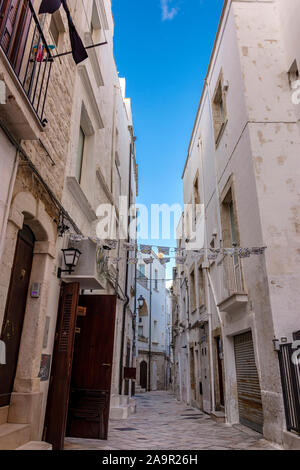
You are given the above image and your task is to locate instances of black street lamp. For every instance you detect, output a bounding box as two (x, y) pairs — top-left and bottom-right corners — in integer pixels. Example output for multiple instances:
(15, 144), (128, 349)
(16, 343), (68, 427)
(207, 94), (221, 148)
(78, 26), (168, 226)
(57, 247), (81, 278)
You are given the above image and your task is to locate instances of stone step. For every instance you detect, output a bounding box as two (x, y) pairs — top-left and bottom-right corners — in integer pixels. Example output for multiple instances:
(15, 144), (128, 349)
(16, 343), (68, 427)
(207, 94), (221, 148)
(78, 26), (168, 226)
(0, 423), (31, 450)
(210, 411), (226, 423)
(0, 406), (9, 425)
(110, 406), (129, 420)
(16, 441), (52, 450)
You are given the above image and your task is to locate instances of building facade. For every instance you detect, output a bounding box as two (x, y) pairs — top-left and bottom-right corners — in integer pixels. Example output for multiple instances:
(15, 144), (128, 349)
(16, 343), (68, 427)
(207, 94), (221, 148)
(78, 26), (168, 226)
(172, 0), (300, 449)
(0, 0), (138, 450)
(136, 252), (170, 392)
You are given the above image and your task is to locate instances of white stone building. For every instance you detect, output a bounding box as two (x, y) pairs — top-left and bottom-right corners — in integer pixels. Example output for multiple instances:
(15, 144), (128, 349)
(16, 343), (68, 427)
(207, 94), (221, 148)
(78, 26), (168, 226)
(135, 251), (170, 392)
(173, 0), (300, 449)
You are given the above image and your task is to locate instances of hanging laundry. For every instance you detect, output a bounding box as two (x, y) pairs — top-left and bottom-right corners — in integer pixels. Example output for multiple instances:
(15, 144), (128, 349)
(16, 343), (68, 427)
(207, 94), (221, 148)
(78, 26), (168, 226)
(39, 0), (88, 64)
(69, 233), (83, 242)
(238, 248), (251, 258)
(251, 247), (267, 255)
(160, 257), (170, 265)
(123, 242), (136, 251)
(140, 244), (152, 255)
(176, 256), (186, 265)
(158, 246), (170, 256)
(104, 239), (118, 250)
(128, 258), (138, 264)
(144, 257), (154, 264)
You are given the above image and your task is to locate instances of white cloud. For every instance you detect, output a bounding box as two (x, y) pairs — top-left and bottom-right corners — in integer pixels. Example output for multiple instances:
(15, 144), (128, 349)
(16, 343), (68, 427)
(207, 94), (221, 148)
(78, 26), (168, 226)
(160, 0), (178, 21)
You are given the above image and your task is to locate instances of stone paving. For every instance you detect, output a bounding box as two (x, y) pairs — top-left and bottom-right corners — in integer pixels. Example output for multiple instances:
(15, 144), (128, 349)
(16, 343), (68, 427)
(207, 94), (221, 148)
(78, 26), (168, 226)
(65, 391), (278, 450)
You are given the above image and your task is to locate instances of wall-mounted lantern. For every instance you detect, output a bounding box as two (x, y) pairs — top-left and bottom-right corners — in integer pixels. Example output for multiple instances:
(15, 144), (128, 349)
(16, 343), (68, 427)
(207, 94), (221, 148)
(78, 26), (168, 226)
(57, 247), (81, 278)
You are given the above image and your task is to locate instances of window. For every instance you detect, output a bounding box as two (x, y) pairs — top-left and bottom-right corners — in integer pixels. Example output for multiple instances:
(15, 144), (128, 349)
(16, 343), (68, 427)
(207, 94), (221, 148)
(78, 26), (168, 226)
(76, 127), (85, 183)
(190, 269), (196, 312)
(198, 266), (205, 307)
(49, 11), (65, 52)
(220, 181), (243, 292)
(154, 269), (158, 290)
(212, 74), (227, 144)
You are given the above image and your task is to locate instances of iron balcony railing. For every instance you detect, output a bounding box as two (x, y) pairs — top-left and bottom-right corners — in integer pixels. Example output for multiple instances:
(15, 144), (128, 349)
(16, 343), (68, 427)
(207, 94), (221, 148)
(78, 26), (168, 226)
(0, 0), (53, 126)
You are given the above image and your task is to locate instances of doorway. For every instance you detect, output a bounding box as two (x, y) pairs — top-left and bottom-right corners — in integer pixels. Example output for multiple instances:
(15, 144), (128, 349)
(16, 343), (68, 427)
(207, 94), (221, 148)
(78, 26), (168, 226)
(0, 225), (35, 407)
(140, 361), (147, 390)
(44, 291), (117, 449)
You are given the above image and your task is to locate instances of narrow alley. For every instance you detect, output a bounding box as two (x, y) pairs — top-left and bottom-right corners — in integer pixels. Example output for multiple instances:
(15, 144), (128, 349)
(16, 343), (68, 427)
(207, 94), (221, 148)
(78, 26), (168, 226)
(64, 392), (276, 451)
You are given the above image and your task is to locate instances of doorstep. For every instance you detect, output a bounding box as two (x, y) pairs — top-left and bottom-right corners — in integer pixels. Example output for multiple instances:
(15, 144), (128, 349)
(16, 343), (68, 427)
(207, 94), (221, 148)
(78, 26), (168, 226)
(210, 411), (226, 423)
(16, 441), (52, 450)
(283, 430), (300, 450)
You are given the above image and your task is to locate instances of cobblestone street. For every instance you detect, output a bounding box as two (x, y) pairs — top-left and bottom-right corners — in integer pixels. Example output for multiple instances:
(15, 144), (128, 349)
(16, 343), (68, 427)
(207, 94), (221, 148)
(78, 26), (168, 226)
(65, 391), (277, 450)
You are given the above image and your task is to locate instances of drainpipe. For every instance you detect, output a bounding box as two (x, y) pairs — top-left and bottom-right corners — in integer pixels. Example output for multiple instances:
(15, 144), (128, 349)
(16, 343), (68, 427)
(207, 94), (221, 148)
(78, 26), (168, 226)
(0, 146), (19, 262)
(118, 139), (133, 396)
(148, 262), (152, 391)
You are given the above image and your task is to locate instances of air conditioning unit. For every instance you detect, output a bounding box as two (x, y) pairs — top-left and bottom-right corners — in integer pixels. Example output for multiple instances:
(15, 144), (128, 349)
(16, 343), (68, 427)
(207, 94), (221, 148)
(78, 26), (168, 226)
(61, 238), (107, 290)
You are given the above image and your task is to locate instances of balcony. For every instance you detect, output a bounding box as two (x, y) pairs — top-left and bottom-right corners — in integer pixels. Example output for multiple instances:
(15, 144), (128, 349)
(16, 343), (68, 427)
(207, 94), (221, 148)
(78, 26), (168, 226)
(0, 0), (53, 138)
(217, 254), (248, 314)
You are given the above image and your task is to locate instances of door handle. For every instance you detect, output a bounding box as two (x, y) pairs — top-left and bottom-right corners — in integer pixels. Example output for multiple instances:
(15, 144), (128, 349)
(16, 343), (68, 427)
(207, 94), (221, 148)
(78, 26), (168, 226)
(101, 363), (111, 367)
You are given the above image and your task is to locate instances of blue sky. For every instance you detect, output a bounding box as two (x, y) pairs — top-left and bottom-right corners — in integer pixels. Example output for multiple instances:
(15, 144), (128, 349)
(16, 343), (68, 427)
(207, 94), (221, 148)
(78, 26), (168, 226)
(112, 0), (224, 279)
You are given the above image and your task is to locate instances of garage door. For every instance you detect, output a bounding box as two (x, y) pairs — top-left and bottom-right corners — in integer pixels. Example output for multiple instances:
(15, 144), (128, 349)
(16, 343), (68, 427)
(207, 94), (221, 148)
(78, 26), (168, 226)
(234, 331), (263, 433)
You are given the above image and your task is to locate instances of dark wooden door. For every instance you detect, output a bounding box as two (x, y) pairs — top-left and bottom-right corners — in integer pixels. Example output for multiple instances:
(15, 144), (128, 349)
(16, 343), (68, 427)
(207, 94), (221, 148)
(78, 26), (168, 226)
(140, 361), (147, 390)
(44, 282), (79, 450)
(0, 225), (34, 407)
(67, 295), (117, 440)
(0, 0), (31, 74)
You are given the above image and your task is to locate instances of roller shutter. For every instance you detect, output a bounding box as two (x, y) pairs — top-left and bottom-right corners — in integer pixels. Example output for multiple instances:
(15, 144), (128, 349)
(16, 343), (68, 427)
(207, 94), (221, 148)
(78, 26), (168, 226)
(234, 331), (263, 433)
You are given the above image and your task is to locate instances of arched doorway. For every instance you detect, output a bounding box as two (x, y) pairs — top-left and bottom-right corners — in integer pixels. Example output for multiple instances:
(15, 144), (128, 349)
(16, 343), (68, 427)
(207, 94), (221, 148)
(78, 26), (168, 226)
(0, 225), (35, 407)
(140, 360), (147, 390)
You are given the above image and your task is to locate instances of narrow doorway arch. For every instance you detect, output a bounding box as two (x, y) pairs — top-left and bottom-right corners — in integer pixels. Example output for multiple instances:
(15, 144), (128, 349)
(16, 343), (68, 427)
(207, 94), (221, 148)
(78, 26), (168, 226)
(0, 224), (35, 406)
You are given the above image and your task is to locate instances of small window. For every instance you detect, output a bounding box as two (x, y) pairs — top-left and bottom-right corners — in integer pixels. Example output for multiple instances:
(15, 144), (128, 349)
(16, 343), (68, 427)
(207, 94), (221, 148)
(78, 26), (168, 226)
(212, 75), (227, 144)
(190, 270), (196, 312)
(76, 127), (85, 183)
(139, 264), (145, 276)
(49, 17), (59, 47)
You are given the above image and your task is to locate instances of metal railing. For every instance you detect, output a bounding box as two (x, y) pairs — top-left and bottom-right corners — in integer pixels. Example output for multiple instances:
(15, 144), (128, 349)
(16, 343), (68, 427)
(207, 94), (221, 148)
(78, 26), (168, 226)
(278, 343), (300, 436)
(0, 0), (53, 126)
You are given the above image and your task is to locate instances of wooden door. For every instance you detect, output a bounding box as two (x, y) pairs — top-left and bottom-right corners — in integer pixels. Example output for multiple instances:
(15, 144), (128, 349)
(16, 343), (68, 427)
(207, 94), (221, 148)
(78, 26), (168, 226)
(0, 0), (31, 74)
(66, 295), (117, 440)
(0, 225), (34, 407)
(140, 361), (147, 390)
(43, 282), (79, 450)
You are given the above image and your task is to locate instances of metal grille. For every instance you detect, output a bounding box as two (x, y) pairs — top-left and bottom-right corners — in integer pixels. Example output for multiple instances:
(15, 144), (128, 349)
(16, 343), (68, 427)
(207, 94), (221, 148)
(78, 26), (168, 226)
(58, 294), (73, 352)
(234, 331), (264, 433)
(0, 0), (53, 125)
(278, 343), (300, 436)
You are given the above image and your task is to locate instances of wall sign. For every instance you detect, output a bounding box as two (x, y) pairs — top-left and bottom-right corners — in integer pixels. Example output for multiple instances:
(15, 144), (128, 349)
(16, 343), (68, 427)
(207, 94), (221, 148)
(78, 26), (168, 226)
(38, 354), (51, 381)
